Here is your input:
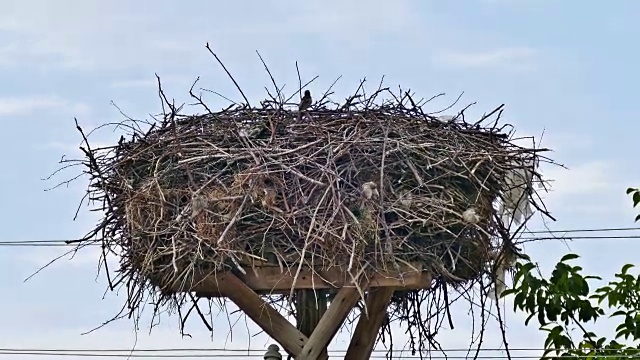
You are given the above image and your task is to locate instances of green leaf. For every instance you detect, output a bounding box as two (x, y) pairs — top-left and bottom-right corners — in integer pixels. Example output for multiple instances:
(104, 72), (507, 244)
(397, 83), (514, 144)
(616, 327), (630, 340)
(527, 291), (537, 312)
(579, 305), (594, 322)
(543, 336), (552, 349)
(560, 253), (580, 262)
(581, 341), (595, 349)
(514, 292), (526, 310)
(625, 315), (634, 329)
(538, 304), (547, 326)
(511, 255), (640, 354)
(633, 191), (640, 207)
(581, 279), (590, 296)
(611, 310), (627, 318)
(547, 303), (560, 321)
(520, 280), (530, 297)
(521, 261), (537, 273)
(616, 323), (628, 332)
(524, 312), (536, 326)
(558, 333), (574, 348)
(633, 323), (640, 340)
(627, 187), (637, 195)
(620, 264), (635, 274)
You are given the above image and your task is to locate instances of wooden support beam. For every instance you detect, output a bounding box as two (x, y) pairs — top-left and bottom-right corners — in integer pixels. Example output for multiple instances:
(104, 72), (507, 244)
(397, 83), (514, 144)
(344, 287), (395, 360)
(297, 282), (366, 360)
(168, 265), (432, 359)
(216, 273), (308, 357)
(188, 264), (431, 297)
(295, 289), (328, 359)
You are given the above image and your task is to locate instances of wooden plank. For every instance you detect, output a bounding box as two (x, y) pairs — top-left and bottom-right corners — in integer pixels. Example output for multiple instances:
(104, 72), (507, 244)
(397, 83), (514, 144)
(297, 282), (366, 360)
(188, 264), (431, 297)
(344, 287), (395, 360)
(215, 273), (307, 357)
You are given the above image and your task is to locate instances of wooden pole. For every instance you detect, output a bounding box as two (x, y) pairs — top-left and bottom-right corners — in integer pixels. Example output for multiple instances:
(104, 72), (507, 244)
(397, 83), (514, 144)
(344, 287), (395, 360)
(297, 285), (364, 360)
(295, 289), (328, 359)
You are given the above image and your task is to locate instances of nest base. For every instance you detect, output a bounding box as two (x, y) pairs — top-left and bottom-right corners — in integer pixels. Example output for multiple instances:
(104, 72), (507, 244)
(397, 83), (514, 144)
(169, 263), (431, 298)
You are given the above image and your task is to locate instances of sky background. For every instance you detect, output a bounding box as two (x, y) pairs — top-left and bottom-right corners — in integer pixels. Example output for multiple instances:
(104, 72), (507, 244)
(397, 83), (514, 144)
(1, 0), (640, 359)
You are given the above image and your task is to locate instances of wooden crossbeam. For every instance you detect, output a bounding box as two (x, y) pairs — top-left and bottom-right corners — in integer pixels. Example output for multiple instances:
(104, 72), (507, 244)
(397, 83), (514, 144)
(214, 273), (308, 356)
(188, 264), (431, 297)
(187, 265), (432, 360)
(217, 272), (367, 360)
(344, 287), (395, 360)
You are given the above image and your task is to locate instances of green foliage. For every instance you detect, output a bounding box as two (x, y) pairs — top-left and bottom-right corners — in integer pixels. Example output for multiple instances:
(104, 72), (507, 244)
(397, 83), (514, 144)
(506, 254), (640, 359)
(626, 187), (640, 222)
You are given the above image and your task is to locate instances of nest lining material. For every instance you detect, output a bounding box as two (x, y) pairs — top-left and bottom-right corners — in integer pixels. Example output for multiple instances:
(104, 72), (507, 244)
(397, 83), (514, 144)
(78, 98), (548, 298)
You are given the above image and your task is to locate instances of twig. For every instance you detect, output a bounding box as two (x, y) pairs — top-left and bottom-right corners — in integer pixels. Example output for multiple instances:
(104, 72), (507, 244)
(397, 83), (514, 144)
(44, 57), (557, 357)
(205, 42), (250, 106)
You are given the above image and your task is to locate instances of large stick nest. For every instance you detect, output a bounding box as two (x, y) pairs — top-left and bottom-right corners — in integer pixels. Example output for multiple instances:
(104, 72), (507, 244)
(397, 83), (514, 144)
(57, 52), (556, 354)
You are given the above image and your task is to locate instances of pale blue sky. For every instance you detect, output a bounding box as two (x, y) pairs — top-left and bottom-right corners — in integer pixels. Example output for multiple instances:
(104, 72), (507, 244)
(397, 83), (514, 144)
(1, 0), (639, 358)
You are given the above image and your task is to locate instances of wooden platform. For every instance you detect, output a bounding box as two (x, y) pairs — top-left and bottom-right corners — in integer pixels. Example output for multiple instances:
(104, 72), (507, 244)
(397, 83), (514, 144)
(186, 263), (431, 297)
(174, 264), (432, 360)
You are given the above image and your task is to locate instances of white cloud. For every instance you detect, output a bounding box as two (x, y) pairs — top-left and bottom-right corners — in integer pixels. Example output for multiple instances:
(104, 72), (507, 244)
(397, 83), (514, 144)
(37, 139), (116, 154)
(503, 130), (629, 217)
(511, 129), (595, 155)
(433, 47), (537, 69)
(541, 132), (594, 153)
(0, 43), (20, 66)
(18, 245), (105, 272)
(0, 0), (422, 71)
(478, 0), (553, 5)
(0, 1), (191, 70)
(545, 161), (610, 196)
(0, 96), (90, 117)
(538, 159), (636, 219)
(110, 79), (162, 89)
(495, 129), (630, 218)
(35, 141), (80, 154)
(110, 75), (193, 89)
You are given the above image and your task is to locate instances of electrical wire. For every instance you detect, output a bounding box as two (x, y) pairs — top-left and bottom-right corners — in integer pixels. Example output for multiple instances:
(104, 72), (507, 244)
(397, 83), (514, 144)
(1, 227), (637, 357)
(2, 226), (640, 247)
(0, 350), (639, 359)
(524, 226), (640, 234)
(0, 347), (621, 352)
(0, 347), (638, 354)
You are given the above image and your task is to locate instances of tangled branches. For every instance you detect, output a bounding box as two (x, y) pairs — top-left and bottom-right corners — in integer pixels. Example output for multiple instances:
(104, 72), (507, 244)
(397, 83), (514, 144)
(54, 49), (556, 356)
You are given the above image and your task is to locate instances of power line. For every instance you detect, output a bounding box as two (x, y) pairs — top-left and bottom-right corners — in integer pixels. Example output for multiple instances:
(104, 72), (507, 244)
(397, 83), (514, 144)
(0, 347), (637, 354)
(524, 226), (640, 234)
(0, 242), (77, 247)
(2, 347), (640, 360)
(521, 235), (640, 240)
(2, 226), (640, 247)
(0, 350), (639, 359)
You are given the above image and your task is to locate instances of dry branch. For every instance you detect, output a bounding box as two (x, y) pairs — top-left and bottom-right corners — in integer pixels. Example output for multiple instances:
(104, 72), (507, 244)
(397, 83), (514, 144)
(52, 51), (557, 356)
